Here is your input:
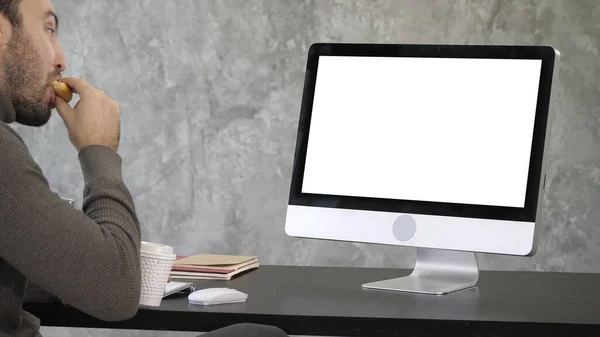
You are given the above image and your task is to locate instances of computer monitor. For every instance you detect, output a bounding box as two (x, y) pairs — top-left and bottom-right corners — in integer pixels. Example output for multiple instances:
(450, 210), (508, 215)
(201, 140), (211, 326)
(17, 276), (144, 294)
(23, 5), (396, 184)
(285, 43), (560, 295)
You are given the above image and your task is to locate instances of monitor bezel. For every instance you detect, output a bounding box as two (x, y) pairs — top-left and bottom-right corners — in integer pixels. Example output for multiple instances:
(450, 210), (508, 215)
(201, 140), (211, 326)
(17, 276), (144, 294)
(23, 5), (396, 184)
(288, 43), (557, 222)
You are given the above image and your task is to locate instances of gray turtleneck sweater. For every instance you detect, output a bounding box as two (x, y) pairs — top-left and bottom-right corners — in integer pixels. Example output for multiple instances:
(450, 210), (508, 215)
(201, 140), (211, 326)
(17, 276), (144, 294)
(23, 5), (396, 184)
(0, 92), (142, 337)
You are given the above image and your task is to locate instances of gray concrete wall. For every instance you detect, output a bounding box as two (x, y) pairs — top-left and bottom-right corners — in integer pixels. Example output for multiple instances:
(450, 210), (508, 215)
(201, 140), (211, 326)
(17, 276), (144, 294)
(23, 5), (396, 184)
(12, 0), (599, 336)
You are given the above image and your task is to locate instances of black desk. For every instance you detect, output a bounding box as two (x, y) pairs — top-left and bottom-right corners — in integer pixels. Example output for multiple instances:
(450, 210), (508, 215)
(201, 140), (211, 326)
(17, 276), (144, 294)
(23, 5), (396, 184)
(25, 265), (600, 336)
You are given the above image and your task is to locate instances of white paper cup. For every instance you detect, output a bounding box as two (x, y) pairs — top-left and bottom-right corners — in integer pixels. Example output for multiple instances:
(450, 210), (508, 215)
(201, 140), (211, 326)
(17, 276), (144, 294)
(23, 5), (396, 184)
(139, 241), (176, 307)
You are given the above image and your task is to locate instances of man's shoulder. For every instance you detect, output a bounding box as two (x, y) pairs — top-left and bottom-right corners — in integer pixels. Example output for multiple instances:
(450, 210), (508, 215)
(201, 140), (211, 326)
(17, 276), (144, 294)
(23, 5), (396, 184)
(0, 122), (40, 176)
(0, 122), (26, 146)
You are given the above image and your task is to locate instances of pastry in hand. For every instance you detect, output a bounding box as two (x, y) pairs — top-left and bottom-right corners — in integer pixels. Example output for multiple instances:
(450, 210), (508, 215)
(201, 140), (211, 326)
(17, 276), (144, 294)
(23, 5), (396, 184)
(52, 80), (73, 103)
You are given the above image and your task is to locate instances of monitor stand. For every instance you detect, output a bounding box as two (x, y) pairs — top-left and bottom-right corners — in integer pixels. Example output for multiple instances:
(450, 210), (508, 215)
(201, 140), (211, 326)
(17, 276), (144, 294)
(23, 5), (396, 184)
(362, 247), (479, 295)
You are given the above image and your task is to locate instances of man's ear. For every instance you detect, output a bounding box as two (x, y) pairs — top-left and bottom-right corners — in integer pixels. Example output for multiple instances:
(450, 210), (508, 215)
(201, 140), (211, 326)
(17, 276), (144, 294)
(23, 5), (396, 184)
(0, 13), (13, 46)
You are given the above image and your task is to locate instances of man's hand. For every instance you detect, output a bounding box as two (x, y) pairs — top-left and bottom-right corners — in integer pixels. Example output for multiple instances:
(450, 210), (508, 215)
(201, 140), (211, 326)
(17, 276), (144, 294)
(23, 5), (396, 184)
(54, 78), (121, 152)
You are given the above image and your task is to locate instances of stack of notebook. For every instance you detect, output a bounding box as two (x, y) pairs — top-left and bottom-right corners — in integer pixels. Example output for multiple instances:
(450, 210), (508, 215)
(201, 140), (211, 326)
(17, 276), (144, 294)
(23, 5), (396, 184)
(170, 254), (259, 280)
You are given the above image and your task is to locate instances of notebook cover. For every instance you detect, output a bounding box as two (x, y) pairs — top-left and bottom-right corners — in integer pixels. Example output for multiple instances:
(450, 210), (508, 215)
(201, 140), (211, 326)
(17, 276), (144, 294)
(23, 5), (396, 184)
(170, 261), (259, 280)
(173, 254), (256, 267)
(172, 259), (258, 274)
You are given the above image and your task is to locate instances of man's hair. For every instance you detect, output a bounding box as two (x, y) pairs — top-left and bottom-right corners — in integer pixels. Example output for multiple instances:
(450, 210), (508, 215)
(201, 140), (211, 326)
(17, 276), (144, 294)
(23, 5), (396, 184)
(0, 0), (22, 27)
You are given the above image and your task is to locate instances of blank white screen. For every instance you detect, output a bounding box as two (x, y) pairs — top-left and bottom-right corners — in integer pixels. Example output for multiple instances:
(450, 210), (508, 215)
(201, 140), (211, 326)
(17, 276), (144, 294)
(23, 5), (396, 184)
(301, 56), (542, 208)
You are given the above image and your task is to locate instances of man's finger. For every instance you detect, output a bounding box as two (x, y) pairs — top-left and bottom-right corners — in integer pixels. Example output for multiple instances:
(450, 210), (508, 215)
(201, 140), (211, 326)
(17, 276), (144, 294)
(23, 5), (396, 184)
(54, 96), (72, 120)
(57, 77), (94, 96)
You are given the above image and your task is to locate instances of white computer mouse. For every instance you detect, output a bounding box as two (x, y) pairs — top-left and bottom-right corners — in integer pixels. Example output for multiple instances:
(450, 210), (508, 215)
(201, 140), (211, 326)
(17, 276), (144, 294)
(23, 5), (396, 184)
(188, 287), (248, 306)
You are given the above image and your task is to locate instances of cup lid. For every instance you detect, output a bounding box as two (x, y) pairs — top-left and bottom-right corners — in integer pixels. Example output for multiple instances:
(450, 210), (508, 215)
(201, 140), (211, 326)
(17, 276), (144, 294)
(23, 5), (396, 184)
(141, 241), (174, 256)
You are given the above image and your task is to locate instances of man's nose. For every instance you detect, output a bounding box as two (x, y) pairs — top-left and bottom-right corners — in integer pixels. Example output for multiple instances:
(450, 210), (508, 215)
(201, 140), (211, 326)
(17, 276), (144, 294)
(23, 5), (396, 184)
(54, 46), (67, 73)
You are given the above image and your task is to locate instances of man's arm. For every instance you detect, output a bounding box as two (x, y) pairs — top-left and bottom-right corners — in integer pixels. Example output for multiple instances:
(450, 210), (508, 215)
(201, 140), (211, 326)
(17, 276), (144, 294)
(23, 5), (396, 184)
(0, 124), (141, 321)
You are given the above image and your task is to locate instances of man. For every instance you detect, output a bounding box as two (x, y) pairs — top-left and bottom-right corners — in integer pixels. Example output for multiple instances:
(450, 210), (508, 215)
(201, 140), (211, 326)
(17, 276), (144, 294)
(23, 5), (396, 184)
(0, 1), (287, 336)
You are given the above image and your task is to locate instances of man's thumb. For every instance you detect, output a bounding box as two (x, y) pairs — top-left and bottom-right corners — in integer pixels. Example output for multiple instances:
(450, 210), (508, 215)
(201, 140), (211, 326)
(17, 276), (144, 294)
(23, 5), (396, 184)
(54, 97), (73, 120)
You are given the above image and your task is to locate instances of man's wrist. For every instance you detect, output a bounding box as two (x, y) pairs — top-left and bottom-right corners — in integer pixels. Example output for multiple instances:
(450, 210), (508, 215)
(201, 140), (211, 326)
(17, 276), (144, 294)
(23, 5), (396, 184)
(78, 145), (123, 183)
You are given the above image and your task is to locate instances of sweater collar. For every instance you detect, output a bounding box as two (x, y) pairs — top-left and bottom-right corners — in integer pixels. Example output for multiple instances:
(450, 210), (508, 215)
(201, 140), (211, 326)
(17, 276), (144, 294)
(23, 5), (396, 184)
(0, 90), (15, 123)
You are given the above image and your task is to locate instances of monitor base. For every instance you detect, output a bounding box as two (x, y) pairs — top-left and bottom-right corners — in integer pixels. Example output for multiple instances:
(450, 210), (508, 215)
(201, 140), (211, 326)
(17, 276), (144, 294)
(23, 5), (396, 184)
(362, 247), (479, 295)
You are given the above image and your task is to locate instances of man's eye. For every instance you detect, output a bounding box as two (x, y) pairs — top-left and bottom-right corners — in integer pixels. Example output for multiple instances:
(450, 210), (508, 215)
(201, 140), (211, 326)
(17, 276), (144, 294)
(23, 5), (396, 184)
(47, 28), (55, 34)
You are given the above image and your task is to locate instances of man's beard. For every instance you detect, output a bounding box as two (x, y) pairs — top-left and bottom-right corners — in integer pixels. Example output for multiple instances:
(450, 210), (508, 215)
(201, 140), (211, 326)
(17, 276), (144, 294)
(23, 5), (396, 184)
(2, 28), (59, 127)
